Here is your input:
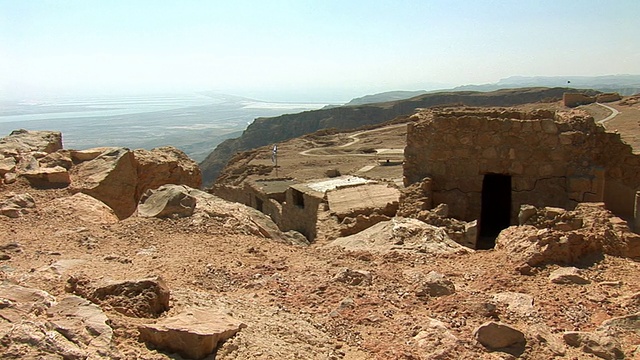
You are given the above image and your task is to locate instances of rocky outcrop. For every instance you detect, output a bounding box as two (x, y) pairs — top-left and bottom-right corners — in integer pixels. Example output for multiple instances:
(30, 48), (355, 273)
(328, 217), (472, 255)
(133, 146), (202, 200)
(0, 129), (203, 219)
(69, 147), (138, 219)
(204, 87), (581, 186)
(563, 331), (624, 359)
(68, 146), (202, 219)
(0, 192), (35, 218)
(0, 284), (114, 359)
(138, 307), (245, 360)
(496, 203), (640, 266)
(42, 193), (119, 224)
(66, 275), (170, 318)
(22, 165), (71, 188)
(0, 129), (62, 155)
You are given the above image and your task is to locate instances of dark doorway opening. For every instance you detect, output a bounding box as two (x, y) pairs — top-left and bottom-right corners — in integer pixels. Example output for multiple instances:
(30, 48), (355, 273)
(478, 173), (512, 249)
(255, 197), (264, 213)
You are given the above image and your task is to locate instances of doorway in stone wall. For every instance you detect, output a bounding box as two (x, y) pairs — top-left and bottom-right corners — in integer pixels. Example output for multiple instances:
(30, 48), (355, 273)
(478, 173), (512, 249)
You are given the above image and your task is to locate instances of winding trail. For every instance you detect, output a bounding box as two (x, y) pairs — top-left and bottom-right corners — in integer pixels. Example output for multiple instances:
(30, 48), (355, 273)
(596, 102), (620, 125)
(299, 123), (407, 157)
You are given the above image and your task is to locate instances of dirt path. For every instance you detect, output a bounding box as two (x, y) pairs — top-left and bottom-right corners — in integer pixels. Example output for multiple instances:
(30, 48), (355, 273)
(299, 123), (406, 157)
(596, 102), (620, 124)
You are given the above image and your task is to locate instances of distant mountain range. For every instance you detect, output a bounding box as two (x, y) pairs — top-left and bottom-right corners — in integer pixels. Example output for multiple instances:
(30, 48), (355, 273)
(453, 75), (640, 95)
(340, 75), (640, 106)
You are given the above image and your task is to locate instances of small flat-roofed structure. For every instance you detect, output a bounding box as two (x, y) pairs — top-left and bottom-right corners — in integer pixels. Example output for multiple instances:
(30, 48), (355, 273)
(327, 183), (400, 220)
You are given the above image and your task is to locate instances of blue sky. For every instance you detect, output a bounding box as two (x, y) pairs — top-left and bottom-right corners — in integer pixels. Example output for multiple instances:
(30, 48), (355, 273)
(1, 0), (639, 101)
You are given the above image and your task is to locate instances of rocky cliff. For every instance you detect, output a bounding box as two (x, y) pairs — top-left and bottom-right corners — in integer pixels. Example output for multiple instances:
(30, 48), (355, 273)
(200, 87), (597, 186)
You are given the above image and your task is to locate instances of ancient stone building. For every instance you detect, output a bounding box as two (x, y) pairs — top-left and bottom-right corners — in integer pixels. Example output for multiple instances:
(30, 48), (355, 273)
(404, 107), (640, 245)
(214, 175), (400, 241)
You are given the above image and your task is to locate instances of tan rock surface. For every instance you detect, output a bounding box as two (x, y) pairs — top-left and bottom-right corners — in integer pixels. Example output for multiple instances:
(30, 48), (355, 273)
(69, 147), (138, 219)
(139, 307), (245, 359)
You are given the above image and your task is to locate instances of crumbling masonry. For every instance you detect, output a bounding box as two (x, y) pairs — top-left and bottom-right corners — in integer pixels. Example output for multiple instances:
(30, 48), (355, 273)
(403, 108), (640, 239)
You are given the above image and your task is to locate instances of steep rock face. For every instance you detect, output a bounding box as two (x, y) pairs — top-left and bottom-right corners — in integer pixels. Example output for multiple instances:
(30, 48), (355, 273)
(69, 147), (138, 219)
(134, 146), (202, 200)
(201, 87), (586, 185)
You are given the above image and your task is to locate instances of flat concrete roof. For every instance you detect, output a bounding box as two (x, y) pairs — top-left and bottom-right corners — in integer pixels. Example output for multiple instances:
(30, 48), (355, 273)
(327, 183), (400, 216)
(252, 179), (298, 195)
(305, 175), (371, 193)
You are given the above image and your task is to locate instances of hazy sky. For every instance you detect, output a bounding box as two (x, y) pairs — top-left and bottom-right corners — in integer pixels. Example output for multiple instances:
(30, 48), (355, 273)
(1, 0), (639, 101)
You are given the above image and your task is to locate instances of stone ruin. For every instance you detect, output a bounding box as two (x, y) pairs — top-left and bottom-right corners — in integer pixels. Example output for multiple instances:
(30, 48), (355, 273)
(403, 107), (640, 248)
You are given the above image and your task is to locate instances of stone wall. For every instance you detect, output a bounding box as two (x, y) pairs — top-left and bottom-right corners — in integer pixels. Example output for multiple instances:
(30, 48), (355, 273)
(404, 108), (640, 225)
(563, 93), (595, 107)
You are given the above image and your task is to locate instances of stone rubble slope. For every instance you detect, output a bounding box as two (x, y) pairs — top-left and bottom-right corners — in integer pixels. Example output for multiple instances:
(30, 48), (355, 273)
(1, 128), (640, 359)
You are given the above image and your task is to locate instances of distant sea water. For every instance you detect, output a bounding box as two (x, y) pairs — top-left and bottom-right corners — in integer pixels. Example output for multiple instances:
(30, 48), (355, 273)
(0, 93), (331, 162)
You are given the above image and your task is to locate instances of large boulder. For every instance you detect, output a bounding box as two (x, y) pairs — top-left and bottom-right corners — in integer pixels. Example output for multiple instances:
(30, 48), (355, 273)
(21, 166), (70, 188)
(327, 217), (472, 255)
(0, 129), (62, 156)
(133, 146), (202, 200)
(138, 307), (245, 360)
(137, 184), (196, 218)
(70, 147), (138, 219)
(42, 193), (119, 224)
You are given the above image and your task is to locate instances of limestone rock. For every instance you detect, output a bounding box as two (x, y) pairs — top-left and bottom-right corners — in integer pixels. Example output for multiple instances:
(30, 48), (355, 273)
(22, 165), (71, 188)
(599, 313), (640, 334)
(496, 226), (588, 266)
(498, 203), (640, 266)
(137, 184), (196, 218)
(408, 271), (455, 297)
(0, 156), (16, 175)
(133, 146), (202, 200)
(39, 149), (73, 170)
(332, 268), (372, 286)
(518, 204), (537, 225)
(328, 217), (472, 255)
(44, 193), (119, 224)
(493, 292), (535, 316)
(0, 129), (62, 156)
(70, 147), (138, 219)
(70, 147), (117, 163)
(531, 324), (566, 356)
(0, 285), (114, 359)
(47, 295), (113, 355)
(67, 275), (170, 318)
(563, 331), (624, 360)
(549, 267), (590, 284)
(3, 172), (17, 184)
(0, 192), (35, 218)
(139, 307), (245, 360)
(414, 318), (459, 359)
(473, 321), (525, 349)
(416, 271), (456, 297)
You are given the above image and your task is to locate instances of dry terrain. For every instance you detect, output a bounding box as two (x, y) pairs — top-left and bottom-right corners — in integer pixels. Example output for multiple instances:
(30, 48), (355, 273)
(1, 98), (640, 359)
